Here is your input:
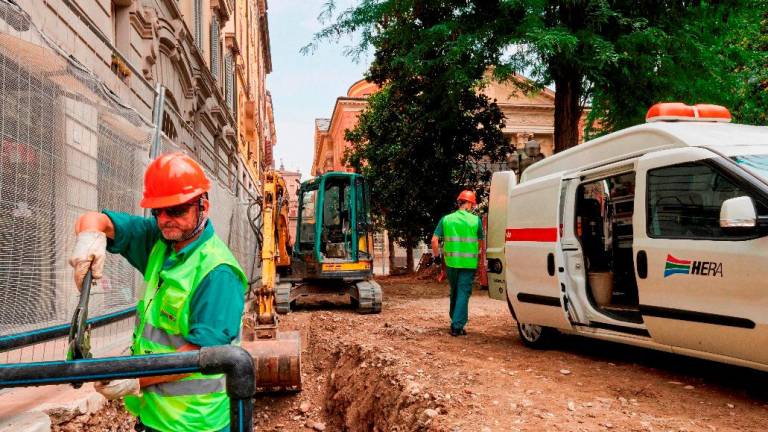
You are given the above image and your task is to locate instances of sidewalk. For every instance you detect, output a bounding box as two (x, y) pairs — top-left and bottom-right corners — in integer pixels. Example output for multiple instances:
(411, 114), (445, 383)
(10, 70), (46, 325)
(0, 319), (132, 432)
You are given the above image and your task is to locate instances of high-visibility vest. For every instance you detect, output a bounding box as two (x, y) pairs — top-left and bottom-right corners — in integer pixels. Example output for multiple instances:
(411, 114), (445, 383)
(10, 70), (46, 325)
(124, 234), (246, 432)
(442, 210), (481, 269)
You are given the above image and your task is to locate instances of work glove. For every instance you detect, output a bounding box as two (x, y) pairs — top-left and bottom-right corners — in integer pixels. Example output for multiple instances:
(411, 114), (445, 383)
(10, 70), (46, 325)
(432, 255), (442, 266)
(68, 231), (107, 290)
(94, 379), (141, 400)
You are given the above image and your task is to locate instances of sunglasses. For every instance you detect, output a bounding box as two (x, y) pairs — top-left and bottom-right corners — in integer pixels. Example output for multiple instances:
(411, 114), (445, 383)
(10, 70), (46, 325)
(151, 203), (195, 218)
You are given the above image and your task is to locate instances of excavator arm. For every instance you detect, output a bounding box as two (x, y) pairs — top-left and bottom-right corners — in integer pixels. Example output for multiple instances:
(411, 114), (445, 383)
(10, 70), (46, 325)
(255, 170), (291, 327)
(240, 170), (301, 392)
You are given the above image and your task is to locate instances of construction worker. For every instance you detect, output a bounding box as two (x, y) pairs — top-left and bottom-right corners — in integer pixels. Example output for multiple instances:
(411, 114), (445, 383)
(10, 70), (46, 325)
(68, 153), (246, 432)
(431, 190), (484, 337)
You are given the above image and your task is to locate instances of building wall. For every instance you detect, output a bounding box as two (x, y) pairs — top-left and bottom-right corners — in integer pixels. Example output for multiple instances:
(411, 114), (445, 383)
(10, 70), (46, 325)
(231, 0), (273, 189)
(24, 0), (272, 195)
(311, 80), (379, 176)
(277, 168), (301, 244)
(1, 0), (273, 362)
(312, 77), (590, 177)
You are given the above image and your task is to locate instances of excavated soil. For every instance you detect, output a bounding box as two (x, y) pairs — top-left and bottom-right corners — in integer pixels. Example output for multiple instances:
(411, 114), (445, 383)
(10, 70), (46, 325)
(81, 275), (768, 431)
(50, 400), (135, 432)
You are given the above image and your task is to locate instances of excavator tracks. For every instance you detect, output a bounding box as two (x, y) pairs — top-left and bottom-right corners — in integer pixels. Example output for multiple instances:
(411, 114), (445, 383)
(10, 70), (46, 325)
(354, 280), (382, 314)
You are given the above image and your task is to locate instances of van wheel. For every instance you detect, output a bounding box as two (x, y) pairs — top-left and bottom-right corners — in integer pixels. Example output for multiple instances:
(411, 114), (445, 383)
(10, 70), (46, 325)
(517, 323), (557, 349)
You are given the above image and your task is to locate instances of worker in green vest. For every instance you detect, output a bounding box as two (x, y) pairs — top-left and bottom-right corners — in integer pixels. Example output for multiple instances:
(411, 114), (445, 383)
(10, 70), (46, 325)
(431, 190), (484, 337)
(68, 153), (246, 432)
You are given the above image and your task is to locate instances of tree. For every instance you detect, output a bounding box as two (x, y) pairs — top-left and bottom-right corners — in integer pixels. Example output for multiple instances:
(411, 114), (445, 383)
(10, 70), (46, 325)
(311, 1), (762, 152)
(585, 1), (768, 135)
(306, 1), (510, 269)
(345, 80), (506, 271)
(731, 2), (768, 125)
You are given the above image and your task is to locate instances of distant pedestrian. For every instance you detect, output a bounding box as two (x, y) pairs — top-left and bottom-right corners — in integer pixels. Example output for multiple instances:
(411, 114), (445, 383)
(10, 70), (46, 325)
(431, 190), (484, 336)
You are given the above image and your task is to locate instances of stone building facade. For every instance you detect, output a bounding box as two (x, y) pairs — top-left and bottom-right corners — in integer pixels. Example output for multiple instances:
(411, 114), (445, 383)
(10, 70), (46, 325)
(0, 1), (274, 426)
(312, 80), (379, 175)
(23, 0), (274, 190)
(312, 76), (588, 176)
(277, 164), (301, 245)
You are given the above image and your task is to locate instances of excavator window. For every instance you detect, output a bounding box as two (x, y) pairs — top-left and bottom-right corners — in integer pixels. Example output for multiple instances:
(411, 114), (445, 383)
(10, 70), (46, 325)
(356, 177), (371, 259)
(321, 179), (351, 259)
(298, 188), (316, 252)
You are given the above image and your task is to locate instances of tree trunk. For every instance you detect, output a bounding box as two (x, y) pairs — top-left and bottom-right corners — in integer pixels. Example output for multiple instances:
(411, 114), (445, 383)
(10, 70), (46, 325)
(553, 73), (584, 153)
(405, 241), (414, 274)
(387, 231), (396, 273)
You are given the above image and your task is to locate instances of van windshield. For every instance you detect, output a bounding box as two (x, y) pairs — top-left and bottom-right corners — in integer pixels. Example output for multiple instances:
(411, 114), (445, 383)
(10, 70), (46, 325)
(732, 154), (768, 183)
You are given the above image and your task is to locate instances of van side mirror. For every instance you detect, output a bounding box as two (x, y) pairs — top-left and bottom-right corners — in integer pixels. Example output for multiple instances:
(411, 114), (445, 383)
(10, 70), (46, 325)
(719, 196), (757, 229)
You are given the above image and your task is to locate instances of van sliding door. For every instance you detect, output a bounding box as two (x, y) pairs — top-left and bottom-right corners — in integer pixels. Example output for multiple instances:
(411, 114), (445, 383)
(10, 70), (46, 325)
(557, 176), (589, 326)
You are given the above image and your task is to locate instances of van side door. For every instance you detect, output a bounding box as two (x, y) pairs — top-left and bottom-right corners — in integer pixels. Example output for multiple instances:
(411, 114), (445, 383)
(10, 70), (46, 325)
(635, 147), (768, 365)
(505, 177), (572, 331)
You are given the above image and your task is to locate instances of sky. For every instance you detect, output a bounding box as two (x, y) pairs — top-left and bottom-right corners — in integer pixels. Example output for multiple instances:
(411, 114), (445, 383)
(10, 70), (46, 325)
(268, 0), (370, 180)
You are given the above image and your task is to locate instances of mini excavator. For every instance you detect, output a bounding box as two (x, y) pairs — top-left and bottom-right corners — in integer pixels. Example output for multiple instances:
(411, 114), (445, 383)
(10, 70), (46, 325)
(239, 171), (382, 393)
(274, 171), (382, 314)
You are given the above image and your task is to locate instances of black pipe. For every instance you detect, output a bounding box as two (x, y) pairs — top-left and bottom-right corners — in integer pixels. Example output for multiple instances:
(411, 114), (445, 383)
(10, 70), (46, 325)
(0, 346), (254, 432)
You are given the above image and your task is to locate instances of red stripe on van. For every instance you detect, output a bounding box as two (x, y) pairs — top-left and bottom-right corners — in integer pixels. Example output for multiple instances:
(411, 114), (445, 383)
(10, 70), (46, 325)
(505, 228), (558, 242)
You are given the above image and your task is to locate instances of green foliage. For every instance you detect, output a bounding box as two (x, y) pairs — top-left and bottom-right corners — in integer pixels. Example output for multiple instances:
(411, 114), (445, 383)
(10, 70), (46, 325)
(308, 0), (768, 245)
(312, 1), (510, 246)
(586, 1), (768, 137)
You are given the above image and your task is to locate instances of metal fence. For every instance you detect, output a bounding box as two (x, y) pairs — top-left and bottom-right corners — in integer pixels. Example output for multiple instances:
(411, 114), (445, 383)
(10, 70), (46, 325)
(0, 1), (262, 356)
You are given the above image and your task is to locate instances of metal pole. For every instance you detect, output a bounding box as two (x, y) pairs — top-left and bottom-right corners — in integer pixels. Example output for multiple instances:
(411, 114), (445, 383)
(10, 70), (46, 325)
(145, 84), (166, 218)
(150, 83), (166, 159)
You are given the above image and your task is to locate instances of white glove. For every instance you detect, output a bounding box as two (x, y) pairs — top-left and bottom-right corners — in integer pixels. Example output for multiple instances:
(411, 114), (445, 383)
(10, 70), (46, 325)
(68, 231), (107, 290)
(93, 379), (141, 400)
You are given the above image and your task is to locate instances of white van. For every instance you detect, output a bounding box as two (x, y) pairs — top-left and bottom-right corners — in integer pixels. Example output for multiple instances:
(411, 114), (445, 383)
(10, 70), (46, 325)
(486, 103), (768, 372)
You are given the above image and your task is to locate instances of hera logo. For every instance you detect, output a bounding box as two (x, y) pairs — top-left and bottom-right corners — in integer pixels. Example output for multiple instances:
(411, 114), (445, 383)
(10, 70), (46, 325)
(664, 254), (723, 278)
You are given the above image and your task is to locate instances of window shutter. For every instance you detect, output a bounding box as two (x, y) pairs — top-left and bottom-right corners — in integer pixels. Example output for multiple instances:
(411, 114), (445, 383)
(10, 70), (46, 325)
(225, 53), (234, 111)
(193, 0), (202, 50)
(210, 16), (220, 80)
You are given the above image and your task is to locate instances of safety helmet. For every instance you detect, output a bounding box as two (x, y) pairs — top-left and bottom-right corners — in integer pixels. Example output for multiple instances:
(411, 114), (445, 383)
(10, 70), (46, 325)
(139, 153), (211, 209)
(457, 190), (477, 205)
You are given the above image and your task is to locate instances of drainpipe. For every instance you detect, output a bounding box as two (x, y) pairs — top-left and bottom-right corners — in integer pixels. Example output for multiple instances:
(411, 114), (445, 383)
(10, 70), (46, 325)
(0, 346), (255, 432)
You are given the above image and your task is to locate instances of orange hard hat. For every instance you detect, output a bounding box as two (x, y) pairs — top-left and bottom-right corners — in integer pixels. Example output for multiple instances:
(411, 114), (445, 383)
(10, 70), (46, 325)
(457, 190), (476, 204)
(139, 153), (211, 208)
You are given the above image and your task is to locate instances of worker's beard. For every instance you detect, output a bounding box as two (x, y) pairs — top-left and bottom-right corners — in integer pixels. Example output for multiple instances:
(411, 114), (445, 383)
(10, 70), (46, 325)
(159, 224), (186, 241)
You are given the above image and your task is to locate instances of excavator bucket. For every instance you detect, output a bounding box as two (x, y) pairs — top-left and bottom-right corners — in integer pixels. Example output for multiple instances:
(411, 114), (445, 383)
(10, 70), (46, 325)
(241, 330), (301, 393)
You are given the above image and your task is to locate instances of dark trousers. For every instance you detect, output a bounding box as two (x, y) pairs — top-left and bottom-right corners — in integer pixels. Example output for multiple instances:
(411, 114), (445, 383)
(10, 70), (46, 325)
(447, 267), (475, 331)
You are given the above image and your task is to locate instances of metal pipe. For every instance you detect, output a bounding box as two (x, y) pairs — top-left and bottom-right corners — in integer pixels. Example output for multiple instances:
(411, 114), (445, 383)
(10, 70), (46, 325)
(150, 83), (166, 159)
(0, 346), (255, 432)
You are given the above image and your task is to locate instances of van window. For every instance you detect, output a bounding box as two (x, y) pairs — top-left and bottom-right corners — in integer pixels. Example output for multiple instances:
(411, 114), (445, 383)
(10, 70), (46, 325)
(732, 154), (768, 183)
(647, 162), (754, 239)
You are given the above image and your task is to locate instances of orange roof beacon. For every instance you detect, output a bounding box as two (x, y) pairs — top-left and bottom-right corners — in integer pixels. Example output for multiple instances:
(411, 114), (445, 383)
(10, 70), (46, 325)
(645, 102), (732, 123)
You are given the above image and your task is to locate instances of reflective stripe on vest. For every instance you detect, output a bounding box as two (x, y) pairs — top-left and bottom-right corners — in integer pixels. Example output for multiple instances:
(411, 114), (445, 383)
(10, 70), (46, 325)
(443, 236), (477, 242)
(144, 377), (226, 397)
(445, 252), (479, 258)
(141, 322), (187, 349)
(442, 210), (480, 269)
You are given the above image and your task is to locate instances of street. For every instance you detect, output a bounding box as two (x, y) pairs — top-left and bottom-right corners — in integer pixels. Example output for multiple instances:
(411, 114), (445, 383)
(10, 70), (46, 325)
(251, 275), (768, 432)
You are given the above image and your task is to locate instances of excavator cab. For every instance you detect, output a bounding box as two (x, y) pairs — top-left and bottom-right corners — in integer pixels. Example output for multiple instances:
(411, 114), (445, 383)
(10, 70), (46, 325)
(276, 172), (382, 314)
